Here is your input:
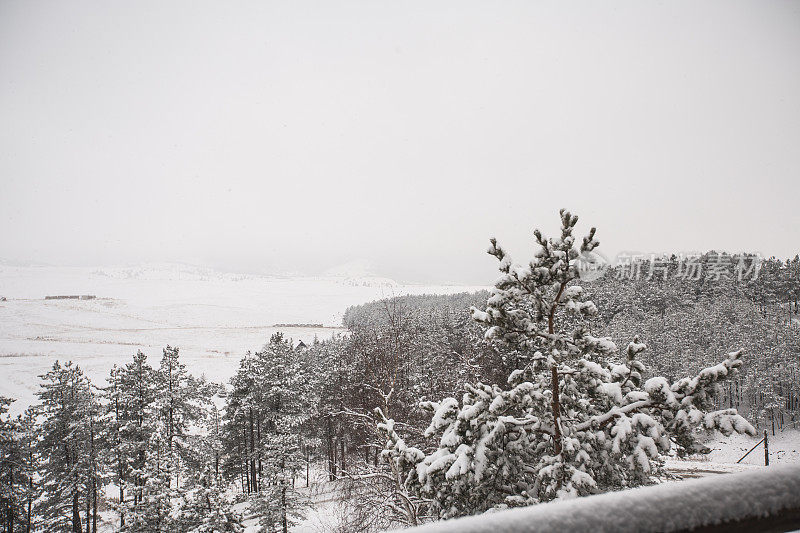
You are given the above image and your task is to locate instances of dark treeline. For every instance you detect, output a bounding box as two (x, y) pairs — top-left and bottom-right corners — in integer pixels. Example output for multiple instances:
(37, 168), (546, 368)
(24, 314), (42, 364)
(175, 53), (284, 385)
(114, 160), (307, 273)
(1, 252), (798, 532)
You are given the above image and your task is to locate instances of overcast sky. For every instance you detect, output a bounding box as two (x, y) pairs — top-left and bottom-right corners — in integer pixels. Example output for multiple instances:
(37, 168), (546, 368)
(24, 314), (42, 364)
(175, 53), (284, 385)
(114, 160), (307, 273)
(1, 1), (798, 284)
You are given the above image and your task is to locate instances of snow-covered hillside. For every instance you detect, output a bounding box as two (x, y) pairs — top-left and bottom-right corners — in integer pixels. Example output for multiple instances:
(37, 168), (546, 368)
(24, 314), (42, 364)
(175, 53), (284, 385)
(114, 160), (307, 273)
(0, 263), (484, 414)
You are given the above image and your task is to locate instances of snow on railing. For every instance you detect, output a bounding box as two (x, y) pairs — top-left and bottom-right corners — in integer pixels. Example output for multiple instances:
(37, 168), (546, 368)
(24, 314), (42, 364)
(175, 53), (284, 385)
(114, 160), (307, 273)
(398, 466), (800, 533)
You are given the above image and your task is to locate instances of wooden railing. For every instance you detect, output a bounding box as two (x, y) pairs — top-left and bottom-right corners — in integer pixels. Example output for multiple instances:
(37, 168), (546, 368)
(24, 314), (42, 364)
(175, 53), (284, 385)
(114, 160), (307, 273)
(398, 465), (800, 533)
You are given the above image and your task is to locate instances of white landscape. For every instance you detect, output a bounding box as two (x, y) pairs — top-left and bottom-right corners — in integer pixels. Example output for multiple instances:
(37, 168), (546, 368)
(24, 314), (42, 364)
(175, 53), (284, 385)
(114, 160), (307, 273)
(0, 263), (482, 415)
(3, 261), (800, 533)
(3, 1), (800, 532)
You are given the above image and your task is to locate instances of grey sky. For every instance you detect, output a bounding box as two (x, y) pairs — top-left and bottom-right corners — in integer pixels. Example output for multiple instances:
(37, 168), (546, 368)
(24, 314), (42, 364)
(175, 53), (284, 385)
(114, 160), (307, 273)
(1, 1), (799, 284)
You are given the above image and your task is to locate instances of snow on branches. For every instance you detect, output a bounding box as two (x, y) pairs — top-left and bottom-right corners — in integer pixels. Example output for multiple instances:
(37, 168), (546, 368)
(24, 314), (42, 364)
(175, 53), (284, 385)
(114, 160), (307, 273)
(379, 209), (755, 519)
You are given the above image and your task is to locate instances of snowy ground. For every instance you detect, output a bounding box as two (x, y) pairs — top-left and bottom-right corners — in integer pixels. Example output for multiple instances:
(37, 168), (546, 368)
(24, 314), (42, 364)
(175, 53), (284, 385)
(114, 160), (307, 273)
(663, 429), (800, 481)
(701, 429), (800, 466)
(0, 263), (484, 414)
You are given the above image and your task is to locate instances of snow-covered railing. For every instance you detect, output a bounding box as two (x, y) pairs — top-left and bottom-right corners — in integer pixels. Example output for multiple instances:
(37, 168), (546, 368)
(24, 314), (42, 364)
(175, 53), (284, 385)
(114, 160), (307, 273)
(398, 466), (800, 533)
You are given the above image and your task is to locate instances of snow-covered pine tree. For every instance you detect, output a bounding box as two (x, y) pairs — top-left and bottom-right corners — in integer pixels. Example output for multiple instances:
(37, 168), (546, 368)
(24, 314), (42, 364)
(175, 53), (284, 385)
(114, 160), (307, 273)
(115, 351), (159, 532)
(0, 396), (15, 532)
(36, 361), (94, 532)
(99, 364), (126, 527)
(17, 407), (38, 533)
(84, 385), (101, 533)
(378, 209), (756, 518)
(117, 346), (215, 533)
(201, 404), (225, 494)
(155, 345), (210, 492)
(173, 468), (244, 533)
(248, 333), (313, 533)
(169, 389), (242, 532)
(220, 334), (314, 532)
(0, 396), (19, 533)
(220, 352), (259, 494)
(124, 427), (172, 533)
(315, 334), (359, 482)
(1, 403), (38, 533)
(248, 480), (308, 533)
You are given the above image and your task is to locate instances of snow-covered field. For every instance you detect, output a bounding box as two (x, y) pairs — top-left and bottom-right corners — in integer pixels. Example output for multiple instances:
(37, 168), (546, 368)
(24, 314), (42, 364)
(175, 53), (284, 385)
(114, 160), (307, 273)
(0, 263), (484, 414)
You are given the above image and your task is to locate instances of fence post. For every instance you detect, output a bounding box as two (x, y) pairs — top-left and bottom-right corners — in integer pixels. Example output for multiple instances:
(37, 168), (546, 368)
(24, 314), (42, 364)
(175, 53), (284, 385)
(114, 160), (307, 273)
(764, 430), (769, 466)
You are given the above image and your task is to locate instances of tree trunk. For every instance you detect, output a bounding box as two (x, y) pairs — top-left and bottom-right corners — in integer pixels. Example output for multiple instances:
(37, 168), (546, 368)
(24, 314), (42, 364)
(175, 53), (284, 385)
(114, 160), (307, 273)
(550, 366), (562, 454)
(244, 428), (251, 493)
(8, 455), (14, 533)
(240, 444), (247, 494)
(248, 408), (257, 492)
(326, 419), (336, 481)
(549, 282), (566, 455)
(85, 487), (91, 533)
(26, 478), (31, 533)
(340, 436), (346, 474)
(92, 475), (98, 533)
(282, 485), (288, 533)
(119, 476), (125, 528)
(26, 464), (32, 533)
(72, 490), (82, 533)
(256, 415), (263, 486)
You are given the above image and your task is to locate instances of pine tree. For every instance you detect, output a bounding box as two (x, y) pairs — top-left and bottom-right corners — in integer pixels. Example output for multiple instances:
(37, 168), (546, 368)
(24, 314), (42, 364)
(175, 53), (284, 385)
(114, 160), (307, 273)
(220, 352), (259, 494)
(112, 347), (217, 533)
(99, 364), (126, 527)
(154, 346), (212, 494)
(1, 399), (41, 533)
(36, 361), (93, 532)
(0, 404), (38, 533)
(249, 333), (313, 533)
(378, 210), (756, 518)
(221, 334), (315, 532)
(171, 389), (237, 531)
(173, 468), (244, 533)
(17, 408), (38, 533)
(115, 351), (158, 532)
(84, 386), (101, 533)
(315, 336), (356, 482)
(1, 396), (15, 533)
(0, 397), (19, 533)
